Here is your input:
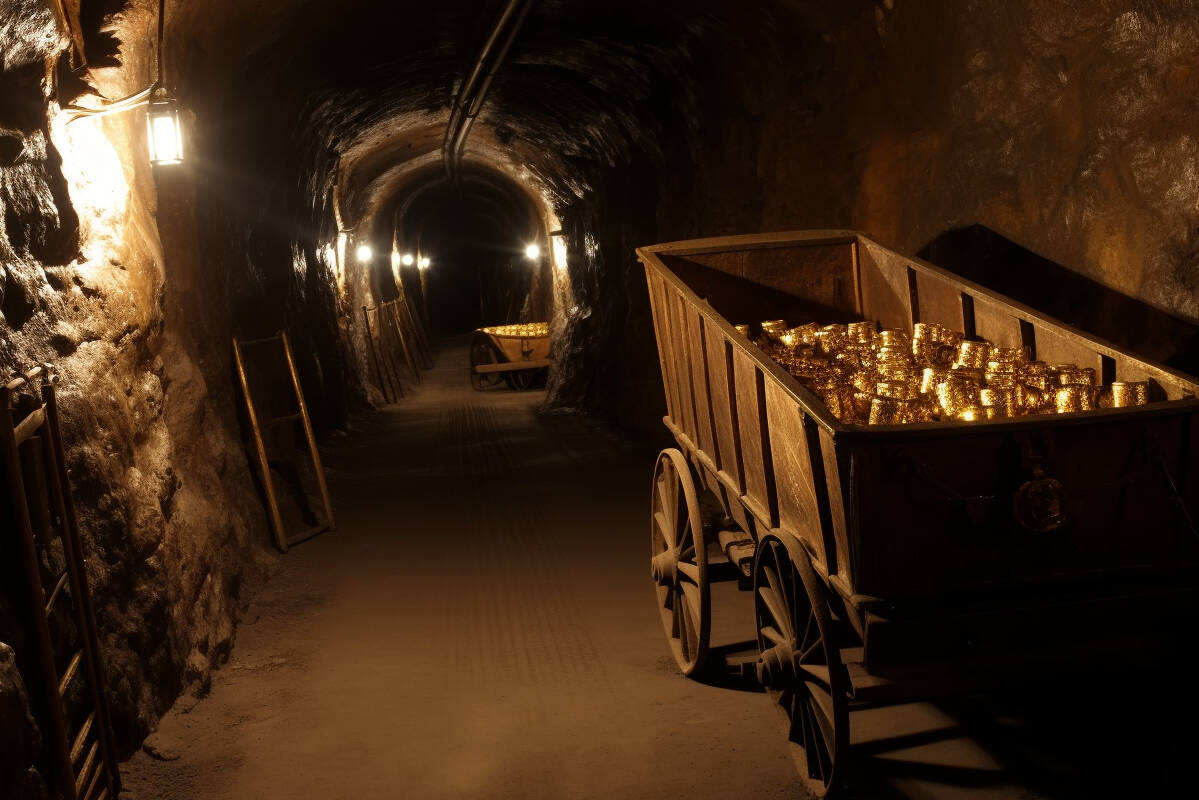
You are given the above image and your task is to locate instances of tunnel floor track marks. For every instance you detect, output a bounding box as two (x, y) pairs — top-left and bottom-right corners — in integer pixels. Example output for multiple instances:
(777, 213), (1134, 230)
(436, 404), (612, 696)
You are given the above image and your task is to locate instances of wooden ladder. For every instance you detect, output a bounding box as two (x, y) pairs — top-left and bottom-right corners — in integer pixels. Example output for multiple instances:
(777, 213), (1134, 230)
(232, 331), (336, 552)
(1, 365), (121, 800)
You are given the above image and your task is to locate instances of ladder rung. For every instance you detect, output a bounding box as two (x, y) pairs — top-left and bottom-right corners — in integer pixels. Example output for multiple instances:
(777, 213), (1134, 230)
(44, 570), (69, 614)
(265, 413), (303, 428)
(81, 760), (104, 800)
(58, 650), (83, 695)
(70, 711), (95, 762)
(13, 405), (46, 445)
(75, 740), (98, 795)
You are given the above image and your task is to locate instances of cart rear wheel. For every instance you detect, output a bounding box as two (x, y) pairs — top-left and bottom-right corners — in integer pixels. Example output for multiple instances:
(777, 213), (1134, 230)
(504, 369), (536, 391)
(753, 533), (848, 798)
(650, 448), (710, 676)
(469, 335), (504, 390)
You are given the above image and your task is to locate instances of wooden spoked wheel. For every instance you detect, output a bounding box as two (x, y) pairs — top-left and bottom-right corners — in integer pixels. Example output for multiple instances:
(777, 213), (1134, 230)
(504, 369), (536, 391)
(650, 448), (710, 676)
(754, 533), (848, 798)
(469, 335), (504, 390)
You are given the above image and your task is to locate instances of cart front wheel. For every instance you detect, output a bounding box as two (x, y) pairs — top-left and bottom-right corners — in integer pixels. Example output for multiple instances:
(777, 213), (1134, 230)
(469, 335), (505, 391)
(650, 448), (710, 676)
(753, 533), (848, 798)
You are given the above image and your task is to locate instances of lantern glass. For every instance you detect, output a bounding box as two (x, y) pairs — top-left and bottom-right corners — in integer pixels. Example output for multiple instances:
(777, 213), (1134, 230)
(146, 98), (183, 165)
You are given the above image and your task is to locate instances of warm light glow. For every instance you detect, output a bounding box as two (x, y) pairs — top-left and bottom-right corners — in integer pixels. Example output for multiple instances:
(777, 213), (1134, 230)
(552, 236), (568, 272)
(391, 250), (401, 270)
(146, 98), (183, 165)
(401, 253), (415, 266)
(419, 256), (431, 269)
(49, 114), (129, 271)
(524, 243), (541, 260)
(356, 244), (373, 263)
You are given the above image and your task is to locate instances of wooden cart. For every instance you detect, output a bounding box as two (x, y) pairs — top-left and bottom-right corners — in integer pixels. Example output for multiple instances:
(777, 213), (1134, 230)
(638, 230), (1199, 797)
(470, 323), (551, 391)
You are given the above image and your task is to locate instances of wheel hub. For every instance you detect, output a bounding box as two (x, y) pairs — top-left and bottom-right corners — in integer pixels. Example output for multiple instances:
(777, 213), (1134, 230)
(756, 641), (797, 689)
(651, 548), (679, 586)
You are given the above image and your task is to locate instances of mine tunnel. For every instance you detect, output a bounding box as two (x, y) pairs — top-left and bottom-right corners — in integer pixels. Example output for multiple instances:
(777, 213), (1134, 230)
(4, 1), (1199, 798)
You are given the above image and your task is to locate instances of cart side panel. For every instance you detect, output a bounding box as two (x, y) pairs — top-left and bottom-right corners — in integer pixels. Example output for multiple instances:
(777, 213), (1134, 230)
(818, 427), (855, 588)
(845, 410), (1199, 599)
(667, 287), (703, 443)
(764, 380), (832, 571)
(705, 328), (744, 491)
(687, 309), (719, 460)
(970, 294), (1026, 350)
(914, 270), (968, 332)
(856, 239), (914, 331)
(666, 242), (859, 318)
(645, 270), (682, 428)
(733, 349), (779, 527)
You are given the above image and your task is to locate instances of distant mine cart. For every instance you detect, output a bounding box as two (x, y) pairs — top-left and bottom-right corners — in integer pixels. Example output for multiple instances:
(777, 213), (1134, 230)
(638, 230), (1199, 797)
(470, 322), (551, 391)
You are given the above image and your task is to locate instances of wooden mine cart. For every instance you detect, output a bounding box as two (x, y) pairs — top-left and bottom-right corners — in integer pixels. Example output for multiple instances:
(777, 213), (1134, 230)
(638, 230), (1199, 797)
(469, 323), (551, 391)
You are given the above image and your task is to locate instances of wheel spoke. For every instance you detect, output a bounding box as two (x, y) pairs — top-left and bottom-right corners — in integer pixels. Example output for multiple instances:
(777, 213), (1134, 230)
(677, 589), (692, 660)
(760, 625), (788, 647)
(654, 510), (676, 549)
(655, 477), (674, 530)
(677, 560), (700, 582)
(758, 578), (792, 639)
(801, 609), (816, 652)
(799, 633), (824, 664)
(799, 663), (832, 692)
(680, 580), (702, 617)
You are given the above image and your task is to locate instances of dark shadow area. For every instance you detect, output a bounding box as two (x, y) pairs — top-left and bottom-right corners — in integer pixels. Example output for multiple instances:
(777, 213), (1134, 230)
(841, 657), (1199, 798)
(920, 226), (1199, 377)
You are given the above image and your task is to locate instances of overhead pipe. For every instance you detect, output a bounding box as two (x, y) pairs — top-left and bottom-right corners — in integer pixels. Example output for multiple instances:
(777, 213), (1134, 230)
(442, 0), (536, 185)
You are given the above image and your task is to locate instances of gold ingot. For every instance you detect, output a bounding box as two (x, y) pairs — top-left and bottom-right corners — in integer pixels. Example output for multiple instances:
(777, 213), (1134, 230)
(1055, 386), (1083, 413)
(876, 380), (916, 400)
(761, 319), (788, 335)
(879, 329), (911, 349)
(956, 340), (991, 370)
(777, 328), (803, 348)
(920, 367), (947, 394)
(955, 406), (982, 422)
(989, 346), (1028, 363)
(852, 391), (873, 420)
(980, 387), (1014, 418)
(848, 320), (877, 342)
(868, 396), (903, 425)
(852, 371), (875, 393)
(912, 322), (938, 340)
(1110, 380), (1149, 407)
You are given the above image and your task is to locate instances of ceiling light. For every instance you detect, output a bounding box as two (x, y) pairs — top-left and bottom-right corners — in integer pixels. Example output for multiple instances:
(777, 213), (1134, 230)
(419, 256), (431, 269)
(401, 253), (415, 266)
(356, 244), (373, 263)
(524, 243), (541, 260)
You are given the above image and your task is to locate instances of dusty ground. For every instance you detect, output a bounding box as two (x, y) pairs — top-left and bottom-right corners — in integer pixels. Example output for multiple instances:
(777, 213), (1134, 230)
(121, 342), (1194, 799)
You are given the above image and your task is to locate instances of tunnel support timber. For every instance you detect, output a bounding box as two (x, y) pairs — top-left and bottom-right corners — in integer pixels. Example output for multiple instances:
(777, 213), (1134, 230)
(1, 365), (122, 800)
(233, 332), (336, 552)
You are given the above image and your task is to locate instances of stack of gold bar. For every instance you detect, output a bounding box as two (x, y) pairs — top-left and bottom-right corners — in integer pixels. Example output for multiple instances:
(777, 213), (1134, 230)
(746, 318), (1150, 425)
(481, 322), (550, 338)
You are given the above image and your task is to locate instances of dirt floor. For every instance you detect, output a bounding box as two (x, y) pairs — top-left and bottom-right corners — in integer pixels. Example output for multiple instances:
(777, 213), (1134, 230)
(121, 342), (1194, 799)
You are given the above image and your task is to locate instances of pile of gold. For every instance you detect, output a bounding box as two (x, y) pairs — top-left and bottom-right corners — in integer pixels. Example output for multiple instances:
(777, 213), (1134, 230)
(746, 319), (1150, 425)
(482, 322), (549, 338)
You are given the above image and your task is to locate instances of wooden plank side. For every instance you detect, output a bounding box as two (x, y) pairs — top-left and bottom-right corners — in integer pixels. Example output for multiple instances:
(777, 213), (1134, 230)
(764, 381), (826, 568)
(680, 243), (859, 317)
(647, 271), (682, 429)
(733, 348), (774, 526)
(1034, 324), (1103, 374)
(689, 312), (719, 464)
(972, 296), (1024, 349)
(857, 240), (913, 330)
(914, 270), (966, 332)
(818, 427), (853, 588)
(669, 289), (701, 442)
(706, 329), (743, 490)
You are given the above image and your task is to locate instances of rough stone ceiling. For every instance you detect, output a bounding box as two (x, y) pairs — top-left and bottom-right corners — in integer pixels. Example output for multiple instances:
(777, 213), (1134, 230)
(150, 0), (805, 236)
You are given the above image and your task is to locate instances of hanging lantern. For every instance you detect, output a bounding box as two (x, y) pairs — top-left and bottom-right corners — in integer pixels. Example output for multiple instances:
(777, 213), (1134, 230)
(146, 93), (183, 165)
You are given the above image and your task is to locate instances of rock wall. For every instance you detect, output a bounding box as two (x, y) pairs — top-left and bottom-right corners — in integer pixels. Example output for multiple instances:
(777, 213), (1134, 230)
(0, 0), (361, 792)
